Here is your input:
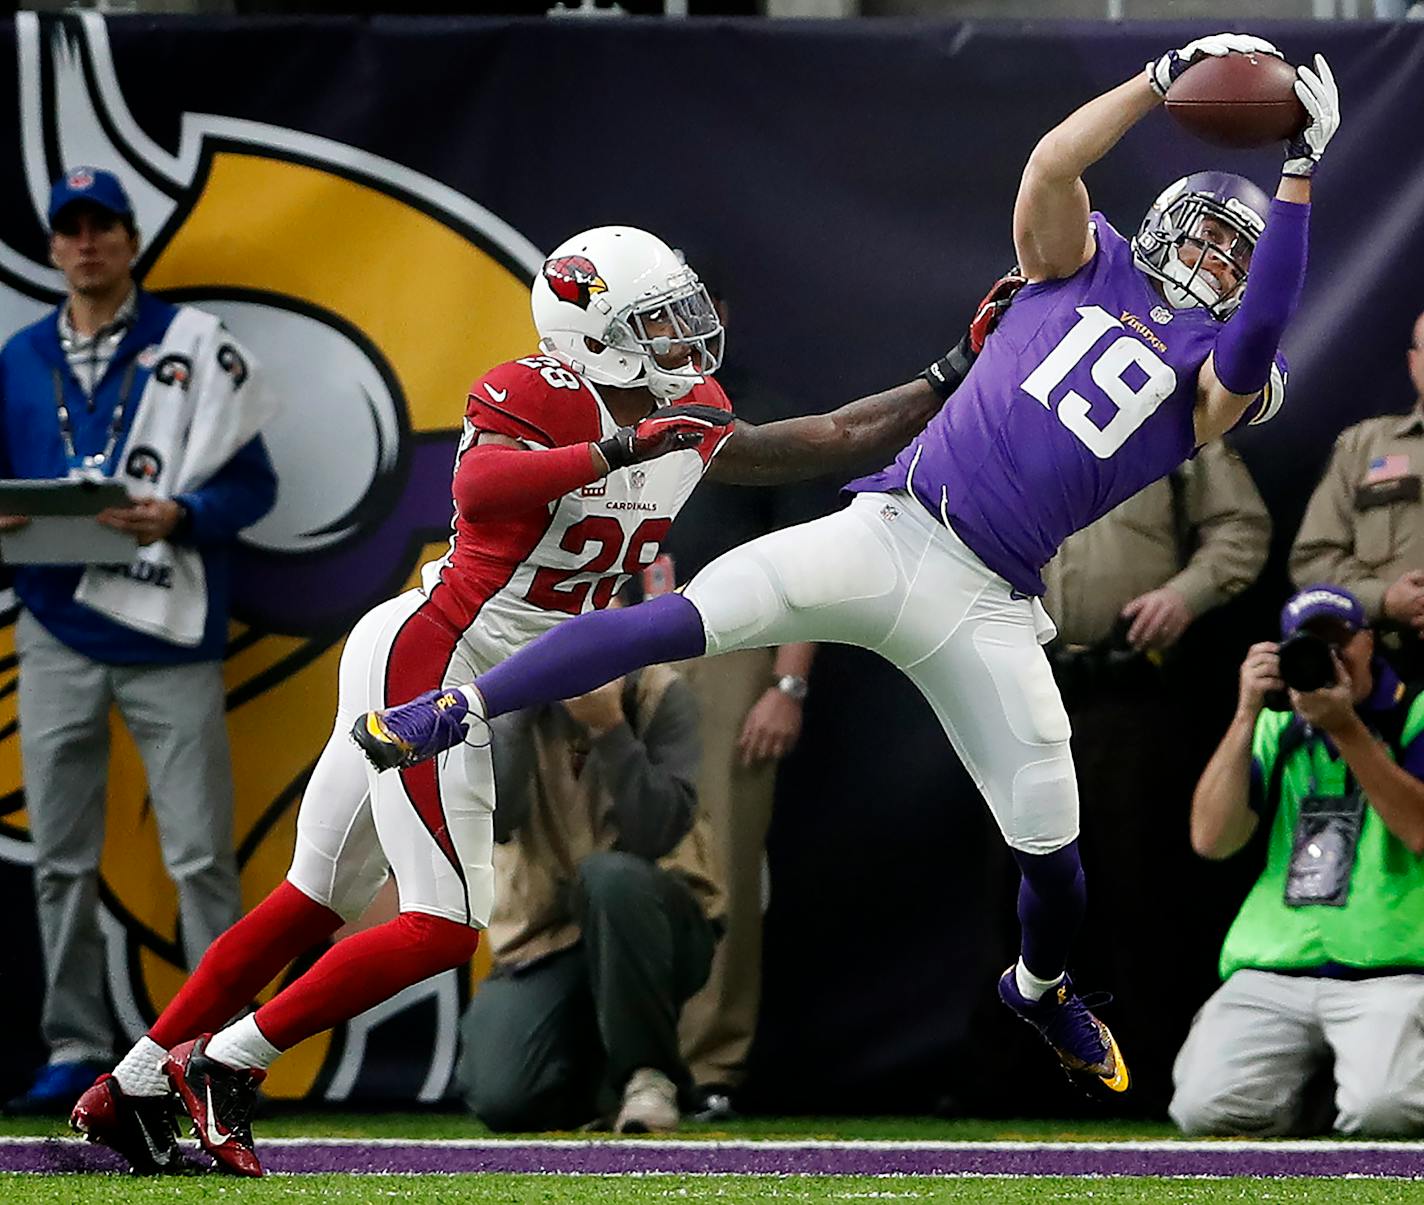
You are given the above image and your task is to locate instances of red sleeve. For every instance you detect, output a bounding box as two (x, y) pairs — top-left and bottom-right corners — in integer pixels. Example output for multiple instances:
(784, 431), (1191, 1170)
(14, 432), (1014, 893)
(688, 376), (736, 465)
(466, 356), (602, 448)
(454, 442), (602, 522)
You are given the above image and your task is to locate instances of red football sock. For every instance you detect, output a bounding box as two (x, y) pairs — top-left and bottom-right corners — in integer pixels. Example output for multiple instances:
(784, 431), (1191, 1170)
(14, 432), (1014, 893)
(147, 880), (343, 1049)
(253, 911), (480, 1051)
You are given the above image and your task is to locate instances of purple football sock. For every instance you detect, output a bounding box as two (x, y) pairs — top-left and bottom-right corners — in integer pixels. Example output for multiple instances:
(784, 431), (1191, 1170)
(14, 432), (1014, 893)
(475, 592), (708, 719)
(1011, 839), (1086, 982)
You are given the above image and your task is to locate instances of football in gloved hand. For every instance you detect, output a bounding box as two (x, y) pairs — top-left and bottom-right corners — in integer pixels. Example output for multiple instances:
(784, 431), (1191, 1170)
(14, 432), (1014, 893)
(1165, 52), (1307, 148)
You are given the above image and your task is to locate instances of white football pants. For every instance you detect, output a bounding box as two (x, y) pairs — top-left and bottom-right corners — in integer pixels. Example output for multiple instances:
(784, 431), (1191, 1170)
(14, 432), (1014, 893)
(287, 589), (497, 928)
(682, 490), (1079, 854)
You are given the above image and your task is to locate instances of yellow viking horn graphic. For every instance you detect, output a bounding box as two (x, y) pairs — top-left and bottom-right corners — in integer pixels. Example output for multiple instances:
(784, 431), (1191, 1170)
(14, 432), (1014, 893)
(0, 13), (541, 1102)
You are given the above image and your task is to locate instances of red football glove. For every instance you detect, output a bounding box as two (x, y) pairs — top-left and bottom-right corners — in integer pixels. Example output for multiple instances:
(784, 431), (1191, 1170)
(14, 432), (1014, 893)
(597, 403), (734, 471)
(967, 269), (1027, 355)
(923, 267), (1027, 400)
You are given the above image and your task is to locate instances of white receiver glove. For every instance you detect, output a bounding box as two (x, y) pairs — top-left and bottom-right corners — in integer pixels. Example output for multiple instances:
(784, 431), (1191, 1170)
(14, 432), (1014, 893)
(1146, 32), (1284, 99)
(1283, 54), (1341, 178)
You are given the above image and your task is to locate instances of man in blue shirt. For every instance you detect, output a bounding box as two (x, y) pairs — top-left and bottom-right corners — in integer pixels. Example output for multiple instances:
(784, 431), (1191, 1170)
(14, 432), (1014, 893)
(0, 167), (276, 1120)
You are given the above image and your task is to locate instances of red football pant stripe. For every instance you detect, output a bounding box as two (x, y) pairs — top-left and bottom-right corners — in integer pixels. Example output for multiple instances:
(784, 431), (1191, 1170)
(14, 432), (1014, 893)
(253, 911), (480, 1051)
(384, 605), (465, 885)
(147, 880), (342, 1050)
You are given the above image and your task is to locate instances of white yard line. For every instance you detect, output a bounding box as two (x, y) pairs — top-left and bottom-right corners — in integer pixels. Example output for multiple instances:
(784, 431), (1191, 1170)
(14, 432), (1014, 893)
(3, 1136), (1420, 1151)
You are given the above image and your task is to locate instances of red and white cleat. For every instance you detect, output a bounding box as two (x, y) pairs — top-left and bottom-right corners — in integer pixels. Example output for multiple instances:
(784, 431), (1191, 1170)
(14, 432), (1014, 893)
(164, 1036), (266, 1177)
(69, 1073), (182, 1174)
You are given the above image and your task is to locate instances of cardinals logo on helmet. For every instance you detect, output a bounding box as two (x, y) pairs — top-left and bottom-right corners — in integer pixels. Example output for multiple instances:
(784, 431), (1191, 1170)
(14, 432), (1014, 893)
(543, 255), (608, 311)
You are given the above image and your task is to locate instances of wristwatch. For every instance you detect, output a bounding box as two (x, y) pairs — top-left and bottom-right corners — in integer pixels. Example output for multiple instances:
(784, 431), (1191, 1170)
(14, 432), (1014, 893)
(774, 674), (809, 702)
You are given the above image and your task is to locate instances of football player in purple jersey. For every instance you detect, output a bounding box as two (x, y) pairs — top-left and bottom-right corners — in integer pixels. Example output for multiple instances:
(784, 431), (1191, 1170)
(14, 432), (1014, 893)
(356, 33), (1339, 1095)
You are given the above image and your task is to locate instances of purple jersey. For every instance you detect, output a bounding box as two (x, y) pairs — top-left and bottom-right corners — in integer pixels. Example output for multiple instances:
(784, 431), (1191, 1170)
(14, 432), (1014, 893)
(850, 215), (1226, 597)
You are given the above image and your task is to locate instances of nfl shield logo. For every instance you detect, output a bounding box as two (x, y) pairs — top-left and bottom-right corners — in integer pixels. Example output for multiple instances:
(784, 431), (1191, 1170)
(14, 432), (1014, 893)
(1150, 305), (1173, 325)
(630, 468), (647, 490)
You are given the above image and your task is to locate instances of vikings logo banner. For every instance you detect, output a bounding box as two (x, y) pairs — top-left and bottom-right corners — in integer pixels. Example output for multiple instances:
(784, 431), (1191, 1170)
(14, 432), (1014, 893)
(0, 14), (543, 1103)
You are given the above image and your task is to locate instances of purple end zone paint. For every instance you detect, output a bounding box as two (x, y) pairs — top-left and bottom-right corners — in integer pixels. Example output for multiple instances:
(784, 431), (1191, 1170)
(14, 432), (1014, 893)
(5, 1138), (1423, 1178)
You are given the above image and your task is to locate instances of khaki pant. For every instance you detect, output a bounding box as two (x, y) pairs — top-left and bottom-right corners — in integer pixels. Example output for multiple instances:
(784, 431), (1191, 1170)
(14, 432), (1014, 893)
(676, 647), (778, 1090)
(16, 611), (239, 1065)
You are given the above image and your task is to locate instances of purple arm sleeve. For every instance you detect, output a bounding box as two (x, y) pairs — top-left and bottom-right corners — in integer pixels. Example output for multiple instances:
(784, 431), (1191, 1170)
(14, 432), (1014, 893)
(1212, 198), (1310, 397)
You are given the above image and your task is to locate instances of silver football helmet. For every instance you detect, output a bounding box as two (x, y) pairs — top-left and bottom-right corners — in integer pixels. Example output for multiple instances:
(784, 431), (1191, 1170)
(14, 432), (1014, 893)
(1132, 171), (1270, 320)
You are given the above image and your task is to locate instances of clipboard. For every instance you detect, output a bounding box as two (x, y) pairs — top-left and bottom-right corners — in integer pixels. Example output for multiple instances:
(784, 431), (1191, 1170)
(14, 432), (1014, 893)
(0, 478), (137, 565)
(0, 478), (131, 516)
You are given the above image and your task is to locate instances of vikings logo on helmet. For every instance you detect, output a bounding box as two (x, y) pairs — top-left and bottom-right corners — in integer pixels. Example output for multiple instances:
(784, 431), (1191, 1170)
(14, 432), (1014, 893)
(543, 254), (608, 311)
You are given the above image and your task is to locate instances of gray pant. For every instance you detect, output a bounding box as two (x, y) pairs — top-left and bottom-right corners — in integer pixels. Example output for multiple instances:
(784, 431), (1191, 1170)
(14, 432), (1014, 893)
(458, 851), (717, 1132)
(1171, 968), (1424, 1137)
(16, 611), (240, 1065)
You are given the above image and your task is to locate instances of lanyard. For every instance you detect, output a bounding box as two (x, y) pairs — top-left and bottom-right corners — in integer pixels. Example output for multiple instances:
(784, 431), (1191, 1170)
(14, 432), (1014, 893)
(51, 360), (140, 475)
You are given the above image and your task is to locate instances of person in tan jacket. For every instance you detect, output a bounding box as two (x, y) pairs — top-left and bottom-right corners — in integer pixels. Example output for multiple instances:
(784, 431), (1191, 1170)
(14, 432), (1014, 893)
(456, 662), (723, 1135)
(1291, 309), (1424, 678)
(1043, 439), (1271, 660)
(1039, 438), (1270, 1108)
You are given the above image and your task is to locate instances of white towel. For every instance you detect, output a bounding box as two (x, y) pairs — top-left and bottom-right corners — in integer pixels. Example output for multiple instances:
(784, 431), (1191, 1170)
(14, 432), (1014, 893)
(74, 306), (277, 646)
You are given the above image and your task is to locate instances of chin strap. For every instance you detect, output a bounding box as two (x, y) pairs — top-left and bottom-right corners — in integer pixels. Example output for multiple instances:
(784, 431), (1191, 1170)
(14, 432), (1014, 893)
(1160, 250), (1226, 314)
(645, 369), (699, 401)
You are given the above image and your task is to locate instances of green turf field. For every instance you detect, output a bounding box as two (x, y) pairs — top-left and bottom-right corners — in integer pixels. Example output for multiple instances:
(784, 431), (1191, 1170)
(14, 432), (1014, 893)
(4, 1173), (1424, 1203)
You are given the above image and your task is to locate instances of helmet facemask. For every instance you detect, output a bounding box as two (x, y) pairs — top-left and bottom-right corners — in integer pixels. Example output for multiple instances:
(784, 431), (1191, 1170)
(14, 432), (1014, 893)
(1133, 179), (1266, 321)
(620, 276), (724, 401)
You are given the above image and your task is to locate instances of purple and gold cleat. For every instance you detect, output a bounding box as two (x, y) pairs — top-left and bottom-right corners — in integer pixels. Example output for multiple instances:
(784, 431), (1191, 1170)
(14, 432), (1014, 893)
(998, 967), (1130, 1096)
(351, 688), (471, 772)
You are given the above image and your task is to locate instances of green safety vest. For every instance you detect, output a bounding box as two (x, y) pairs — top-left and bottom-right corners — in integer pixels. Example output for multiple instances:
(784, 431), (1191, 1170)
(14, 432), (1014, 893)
(1219, 684), (1424, 980)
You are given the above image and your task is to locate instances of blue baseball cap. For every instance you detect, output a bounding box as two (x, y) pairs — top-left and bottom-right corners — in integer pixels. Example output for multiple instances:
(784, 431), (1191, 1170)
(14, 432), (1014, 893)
(48, 166), (133, 227)
(1281, 584), (1367, 640)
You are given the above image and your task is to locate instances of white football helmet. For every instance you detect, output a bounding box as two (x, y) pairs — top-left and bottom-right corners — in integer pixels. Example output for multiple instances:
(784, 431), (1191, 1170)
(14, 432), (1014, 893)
(532, 226), (723, 402)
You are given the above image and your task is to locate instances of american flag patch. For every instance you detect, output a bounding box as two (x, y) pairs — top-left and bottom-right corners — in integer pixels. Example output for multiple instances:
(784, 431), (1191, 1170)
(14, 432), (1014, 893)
(1365, 453), (1410, 483)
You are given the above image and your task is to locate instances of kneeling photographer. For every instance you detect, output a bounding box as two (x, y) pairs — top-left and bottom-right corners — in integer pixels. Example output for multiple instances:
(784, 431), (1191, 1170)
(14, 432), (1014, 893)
(1171, 584), (1424, 1137)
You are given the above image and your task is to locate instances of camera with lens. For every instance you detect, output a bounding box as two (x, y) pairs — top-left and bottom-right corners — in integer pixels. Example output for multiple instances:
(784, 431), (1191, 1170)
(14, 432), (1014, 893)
(1264, 632), (1340, 712)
